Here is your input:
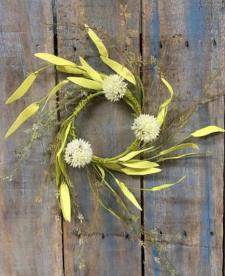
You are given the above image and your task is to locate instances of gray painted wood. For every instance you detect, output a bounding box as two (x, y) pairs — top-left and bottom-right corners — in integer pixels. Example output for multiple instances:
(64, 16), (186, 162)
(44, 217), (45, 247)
(143, 1), (224, 275)
(0, 1), (63, 275)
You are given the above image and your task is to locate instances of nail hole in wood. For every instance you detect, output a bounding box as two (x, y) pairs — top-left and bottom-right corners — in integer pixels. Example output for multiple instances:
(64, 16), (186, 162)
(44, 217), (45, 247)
(183, 230), (187, 237)
(159, 230), (163, 235)
(210, 231), (214, 236)
(101, 233), (105, 239)
(159, 41), (163, 48)
(185, 41), (189, 48)
(212, 39), (217, 47)
(125, 233), (129, 239)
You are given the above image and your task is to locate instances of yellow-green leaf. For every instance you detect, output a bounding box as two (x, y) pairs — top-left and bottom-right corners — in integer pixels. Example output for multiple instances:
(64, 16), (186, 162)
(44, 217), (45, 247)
(35, 53), (76, 67)
(79, 57), (102, 82)
(57, 123), (72, 159)
(157, 152), (199, 162)
(121, 160), (159, 169)
(56, 65), (85, 75)
(5, 102), (39, 138)
(141, 176), (186, 191)
(157, 77), (174, 126)
(121, 167), (161, 176)
(56, 123), (72, 181)
(6, 73), (37, 104)
(100, 56), (136, 85)
(158, 143), (199, 156)
(103, 162), (123, 172)
(118, 147), (154, 162)
(114, 178), (142, 210)
(96, 165), (105, 185)
(191, 125), (225, 137)
(67, 77), (102, 90)
(45, 80), (69, 105)
(85, 24), (108, 57)
(60, 182), (71, 222)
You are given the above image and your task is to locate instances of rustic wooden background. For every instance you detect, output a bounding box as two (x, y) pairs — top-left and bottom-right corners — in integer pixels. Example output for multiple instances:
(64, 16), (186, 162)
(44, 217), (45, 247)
(1, 0), (224, 275)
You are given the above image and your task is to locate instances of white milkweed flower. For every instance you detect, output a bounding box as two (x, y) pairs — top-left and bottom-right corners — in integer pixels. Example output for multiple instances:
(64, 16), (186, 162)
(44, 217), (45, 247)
(64, 138), (93, 168)
(131, 114), (160, 143)
(102, 74), (127, 102)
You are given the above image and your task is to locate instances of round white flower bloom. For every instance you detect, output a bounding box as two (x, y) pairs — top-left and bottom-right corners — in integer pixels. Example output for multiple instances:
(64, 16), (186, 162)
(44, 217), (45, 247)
(131, 114), (160, 143)
(102, 74), (127, 102)
(64, 138), (93, 168)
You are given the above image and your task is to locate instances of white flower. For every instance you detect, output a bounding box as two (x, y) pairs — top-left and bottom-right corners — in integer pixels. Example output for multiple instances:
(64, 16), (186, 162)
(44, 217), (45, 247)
(102, 74), (127, 102)
(64, 138), (93, 168)
(131, 114), (160, 143)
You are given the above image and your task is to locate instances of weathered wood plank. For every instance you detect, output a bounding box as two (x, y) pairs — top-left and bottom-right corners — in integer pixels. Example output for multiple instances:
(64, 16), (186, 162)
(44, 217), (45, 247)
(143, 0), (224, 275)
(0, 1), (63, 275)
(55, 0), (142, 275)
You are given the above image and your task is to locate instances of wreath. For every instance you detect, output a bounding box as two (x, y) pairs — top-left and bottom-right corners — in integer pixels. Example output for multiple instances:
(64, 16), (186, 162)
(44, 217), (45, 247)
(4, 24), (225, 272)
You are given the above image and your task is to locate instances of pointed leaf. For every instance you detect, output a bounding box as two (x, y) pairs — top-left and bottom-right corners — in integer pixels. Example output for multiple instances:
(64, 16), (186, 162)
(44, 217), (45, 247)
(57, 122), (72, 159)
(141, 176), (186, 191)
(121, 160), (159, 169)
(159, 143), (199, 156)
(67, 77), (102, 90)
(56, 122), (72, 181)
(114, 178), (142, 210)
(85, 24), (108, 57)
(6, 73), (37, 104)
(5, 102), (39, 138)
(35, 53), (76, 67)
(191, 125), (225, 137)
(100, 56), (136, 85)
(56, 65), (85, 75)
(60, 182), (71, 222)
(79, 57), (102, 81)
(118, 147), (154, 162)
(121, 167), (161, 176)
(157, 152), (200, 162)
(157, 77), (174, 126)
(45, 80), (69, 104)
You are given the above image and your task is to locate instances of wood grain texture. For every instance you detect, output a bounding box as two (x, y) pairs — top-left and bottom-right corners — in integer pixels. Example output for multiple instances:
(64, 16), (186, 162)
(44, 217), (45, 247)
(0, 1), (63, 275)
(143, 0), (224, 275)
(1, 1), (224, 275)
(55, 1), (142, 275)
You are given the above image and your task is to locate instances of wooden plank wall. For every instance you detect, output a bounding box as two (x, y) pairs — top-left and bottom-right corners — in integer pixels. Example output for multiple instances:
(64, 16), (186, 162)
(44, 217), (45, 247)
(0, 1), (224, 276)
(0, 1), (63, 275)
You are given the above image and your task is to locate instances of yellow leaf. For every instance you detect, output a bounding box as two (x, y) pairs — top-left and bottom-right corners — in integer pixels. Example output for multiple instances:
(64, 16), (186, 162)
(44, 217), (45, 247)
(118, 147), (154, 162)
(121, 160), (159, 169)
(6, 73), (37, 104)
(100, 56), (136, 85)
(67, 77), (102, 90)
(157, 77), (174, 126)
(45, 80), (69, 105)
(141, 176), (186, 191)
(35, 53), (76, 67)
(85, 24), (108, 57)
(56, 65), (85, 75)
(159, 143), (199, 156)
(5, 65), (50, 104)
(5, 102), (39, 138)
(114, 178), (142, 210)
(79, 57), (102, 82)
(191, 125), (225, 137)
(121, 167), (161, 176)
(60, 182), (71, 222)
